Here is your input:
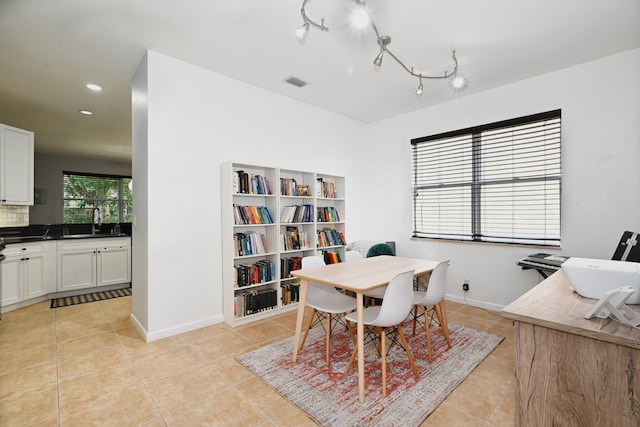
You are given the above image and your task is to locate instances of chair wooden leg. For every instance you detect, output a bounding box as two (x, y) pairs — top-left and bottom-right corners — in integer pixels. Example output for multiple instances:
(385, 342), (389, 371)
(397, 326), (420, 379)
(346, 337), (358, 374)
(326, 313), (332, 367)
(381, 328), (387, 397)
(425, 309), (433, 363)
(299, 309), (316, 351)
(412, 305), (419, 336)
(435, 301), (452, 348)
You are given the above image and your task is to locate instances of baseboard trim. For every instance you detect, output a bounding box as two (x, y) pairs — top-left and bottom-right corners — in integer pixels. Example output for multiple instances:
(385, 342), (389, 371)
(130, 313), (225, 343)
(445, 293), (506, 312)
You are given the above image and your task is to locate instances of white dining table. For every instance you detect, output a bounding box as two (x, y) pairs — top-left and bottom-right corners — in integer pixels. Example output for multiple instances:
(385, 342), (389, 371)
(290, 255), (440, 402)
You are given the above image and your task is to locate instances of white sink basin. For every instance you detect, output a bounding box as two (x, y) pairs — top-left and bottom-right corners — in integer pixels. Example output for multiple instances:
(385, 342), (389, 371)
(562, 257), (640, 304)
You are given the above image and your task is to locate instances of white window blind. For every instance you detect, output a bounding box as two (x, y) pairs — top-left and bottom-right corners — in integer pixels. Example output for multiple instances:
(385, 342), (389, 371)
(411, 110), (561, 246)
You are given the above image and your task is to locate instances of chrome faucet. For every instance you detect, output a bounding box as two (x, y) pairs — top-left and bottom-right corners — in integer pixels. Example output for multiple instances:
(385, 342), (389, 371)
(92, 207), (102, 234)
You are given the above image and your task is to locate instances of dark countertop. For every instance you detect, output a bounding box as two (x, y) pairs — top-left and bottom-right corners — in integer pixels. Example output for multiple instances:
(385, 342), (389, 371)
(0, 223), (132, 246)
(1, 233), (130, 245)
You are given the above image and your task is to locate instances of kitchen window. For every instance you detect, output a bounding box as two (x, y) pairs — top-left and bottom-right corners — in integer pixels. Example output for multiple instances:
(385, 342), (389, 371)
(411, 110), (561, 246)
(63, 172), (133, 224)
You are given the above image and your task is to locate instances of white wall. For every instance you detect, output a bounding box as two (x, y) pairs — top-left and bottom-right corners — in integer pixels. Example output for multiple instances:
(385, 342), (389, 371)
(353, 48), (640, 310)
(132, 51), (364, 340)
(134, 48), (640, 339)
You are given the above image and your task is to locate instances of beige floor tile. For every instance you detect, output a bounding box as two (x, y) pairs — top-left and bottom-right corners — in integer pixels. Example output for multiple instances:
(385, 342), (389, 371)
(189, 331), (254, 362)
(56, 330), (121, 359)
(213, 356), (257, 385)
(1, 293), (518, 426)
(0, 340), (56, 376)
(60, 383), (159, 427)
(179, 322), (232, 345)
(57, 345), (131, 381)
(486, 383), (516, 427)
(235, 376), (292, 418)
(0, 361), (57, 401)
(145, 363), (229, 415)
(133, 345), (205, 381)
(234, 318), (294, 344)
(115, 325), (186, 359)
(162, 385), (266, 427)
(0, 384), (59, 426)
(58, 365), (141, 412)
(420, 401), (485, 426)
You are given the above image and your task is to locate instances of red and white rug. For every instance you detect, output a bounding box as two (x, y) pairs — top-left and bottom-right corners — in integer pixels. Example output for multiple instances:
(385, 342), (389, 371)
(237, 322), (503, 426)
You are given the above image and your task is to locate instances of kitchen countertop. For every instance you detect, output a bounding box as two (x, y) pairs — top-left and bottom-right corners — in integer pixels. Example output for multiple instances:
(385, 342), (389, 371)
(1, 233), (130, 245)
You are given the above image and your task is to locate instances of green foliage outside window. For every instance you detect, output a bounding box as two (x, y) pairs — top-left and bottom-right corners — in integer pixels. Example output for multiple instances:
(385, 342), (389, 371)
(63, 173), (132, 224)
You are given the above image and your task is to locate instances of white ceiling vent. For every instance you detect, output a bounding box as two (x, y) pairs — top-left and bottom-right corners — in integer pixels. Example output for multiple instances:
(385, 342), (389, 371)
(284, 76), (308, 88)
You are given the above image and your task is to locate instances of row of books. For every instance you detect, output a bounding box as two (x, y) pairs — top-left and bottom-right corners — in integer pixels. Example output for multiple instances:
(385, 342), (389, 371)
(317, 206), (341, 223)
(317, 228), (347, 247)
(234, 287), (278, 317)
(233, 204), (274, 225)
(235, 260), (276, 288)
(234, 170), (273, 195)
(281, 227), (310, 251)
(281, 256), (303, 279)
(280, 177), (306, 196)
(281, 282), (300, 306)
(316, 178), (338, 198)
(280, 204), (314, 223)
(234, 232), (270, 256)
(322, 250), (343, 264)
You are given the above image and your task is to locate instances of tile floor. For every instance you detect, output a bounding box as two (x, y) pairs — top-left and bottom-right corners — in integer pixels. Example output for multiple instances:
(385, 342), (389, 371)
(0, 297), (515, 426)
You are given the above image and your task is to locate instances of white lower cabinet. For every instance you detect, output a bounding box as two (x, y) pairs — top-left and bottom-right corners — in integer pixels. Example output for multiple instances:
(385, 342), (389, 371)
(1, 241), (55, 306)
(57, 237), (131, 291)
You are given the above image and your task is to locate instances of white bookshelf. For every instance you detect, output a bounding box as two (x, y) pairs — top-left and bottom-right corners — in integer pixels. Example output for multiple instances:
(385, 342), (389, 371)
(221, 162), (346, 327)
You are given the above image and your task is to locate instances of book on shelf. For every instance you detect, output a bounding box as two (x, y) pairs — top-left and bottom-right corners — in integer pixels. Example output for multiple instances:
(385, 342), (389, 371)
(280, 256), (303, 279)
(316, 179), (338, 198)
(235, 260), (276, 288)
(316, 228), (346, 247)
(322, 250), (343, 264)
(280, 282), (300, 306)
(280, 227), (309, 251)
(233, 204), (274, 225)
(234, 231), (270, 256)
(280, 204), (313, 223)
(234, 286), (278, 318)
(280, 177), (300, 196)
(317, 206), (341, 222)
(234, 171), (273, 195)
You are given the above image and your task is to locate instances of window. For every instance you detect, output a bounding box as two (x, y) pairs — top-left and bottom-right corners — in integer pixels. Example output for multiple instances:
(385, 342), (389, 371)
(411, 110), (561, 246)
(63, 172), (133, 224)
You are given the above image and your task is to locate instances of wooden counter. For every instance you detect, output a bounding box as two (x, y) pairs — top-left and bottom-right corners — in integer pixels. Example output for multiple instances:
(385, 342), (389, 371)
(502, 270), (640, 427)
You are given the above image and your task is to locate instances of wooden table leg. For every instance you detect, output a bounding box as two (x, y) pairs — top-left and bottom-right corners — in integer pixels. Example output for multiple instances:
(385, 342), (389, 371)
(356, 291), (365, 402)
(292, 279), (309, 362)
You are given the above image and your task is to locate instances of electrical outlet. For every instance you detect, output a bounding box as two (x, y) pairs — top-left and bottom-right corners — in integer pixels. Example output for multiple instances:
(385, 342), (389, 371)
(462, 280), (469, 292)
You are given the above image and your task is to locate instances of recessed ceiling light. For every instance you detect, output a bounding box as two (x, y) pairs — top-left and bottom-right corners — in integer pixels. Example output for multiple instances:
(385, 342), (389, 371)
(86, 83), (102, 91)
(79, 110), (93, 115)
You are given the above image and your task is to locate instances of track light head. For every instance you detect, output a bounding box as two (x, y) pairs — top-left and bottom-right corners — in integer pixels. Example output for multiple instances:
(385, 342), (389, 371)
(373, 50), (384, 67)
(415, 76), (424, 95)
(296, 22), (310, 44)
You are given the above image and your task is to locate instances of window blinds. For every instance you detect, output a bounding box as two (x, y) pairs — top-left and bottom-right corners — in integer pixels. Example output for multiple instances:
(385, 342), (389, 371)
(411, 110), (561, 246)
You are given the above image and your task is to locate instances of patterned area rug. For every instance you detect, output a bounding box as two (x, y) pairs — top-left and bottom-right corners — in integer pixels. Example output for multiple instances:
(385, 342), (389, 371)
(50, 287), (132, 308)
(237, 322), (503, 427)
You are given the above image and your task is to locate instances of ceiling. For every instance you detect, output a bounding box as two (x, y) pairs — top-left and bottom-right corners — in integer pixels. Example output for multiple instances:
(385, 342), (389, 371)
(1, 1), (638, 162)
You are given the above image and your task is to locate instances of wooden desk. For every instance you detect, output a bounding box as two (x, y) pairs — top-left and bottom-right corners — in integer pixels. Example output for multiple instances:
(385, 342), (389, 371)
(502, 270), (640, 426)
(291, 255), (439, 403)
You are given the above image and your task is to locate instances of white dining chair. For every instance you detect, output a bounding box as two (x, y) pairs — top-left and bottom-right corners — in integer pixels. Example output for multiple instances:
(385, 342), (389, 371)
(345, 250), (363, 261)
(362, 244), (396, 304)
(412, 260), (451, 362)
(345, 269), (419, 397)
(298, 255), (357, 368)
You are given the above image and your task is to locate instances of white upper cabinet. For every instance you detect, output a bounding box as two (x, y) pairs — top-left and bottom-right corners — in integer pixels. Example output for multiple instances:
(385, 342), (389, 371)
(1, 123), (34, 205)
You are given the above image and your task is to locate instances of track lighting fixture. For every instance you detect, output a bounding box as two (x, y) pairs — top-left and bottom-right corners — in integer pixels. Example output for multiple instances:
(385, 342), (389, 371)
(296, 0), (328, 45)
(296, 0), (465, 95)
